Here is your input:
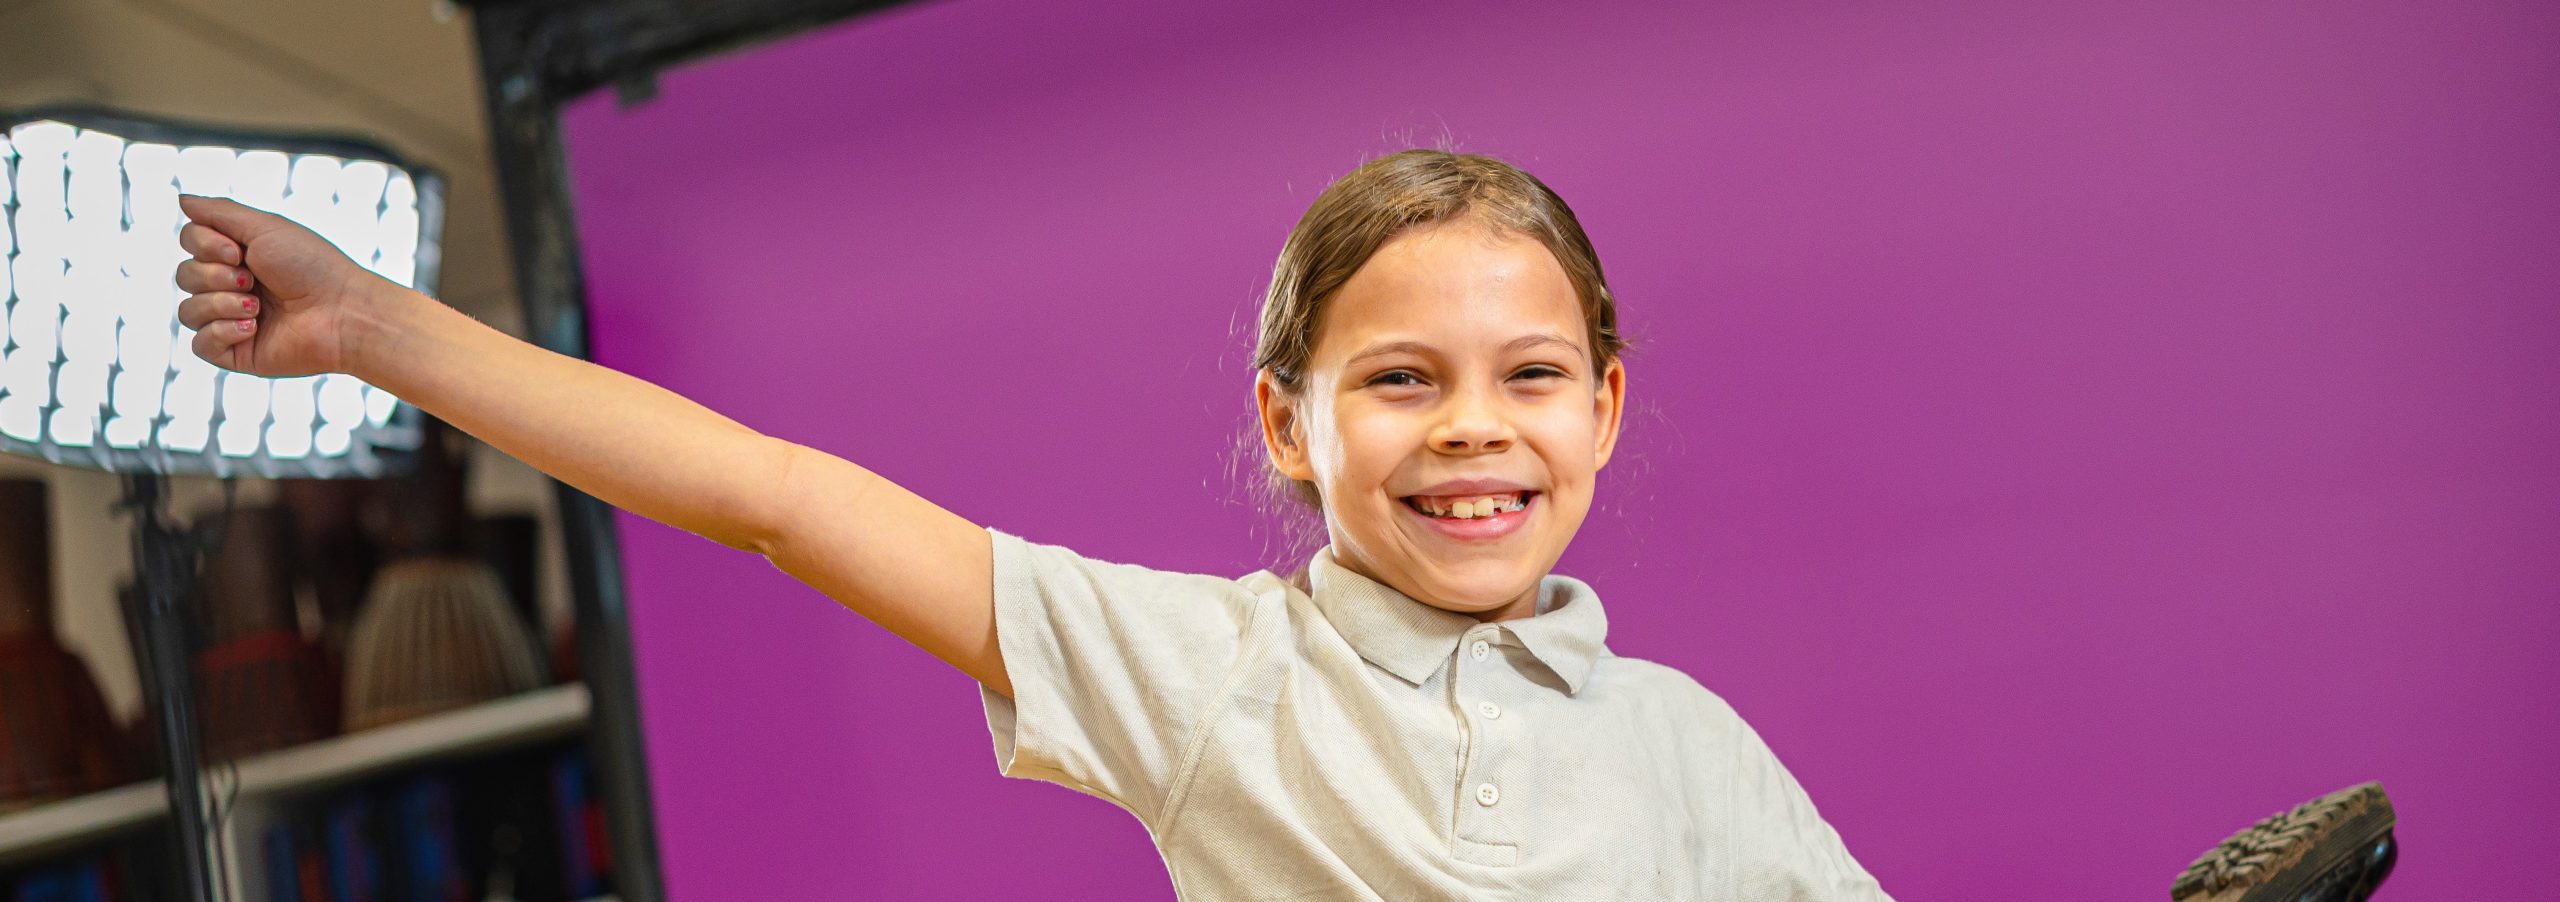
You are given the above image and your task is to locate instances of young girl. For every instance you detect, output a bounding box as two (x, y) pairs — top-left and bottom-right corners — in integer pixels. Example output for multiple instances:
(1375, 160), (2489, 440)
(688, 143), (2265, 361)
(172, 150), (1891, 900)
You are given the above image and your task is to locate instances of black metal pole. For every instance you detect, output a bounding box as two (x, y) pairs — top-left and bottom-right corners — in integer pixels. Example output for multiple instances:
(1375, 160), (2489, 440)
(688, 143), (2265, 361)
(472, 23), (660, 902)
(120, 473), (217, 902)
(462, 4), (919, 899)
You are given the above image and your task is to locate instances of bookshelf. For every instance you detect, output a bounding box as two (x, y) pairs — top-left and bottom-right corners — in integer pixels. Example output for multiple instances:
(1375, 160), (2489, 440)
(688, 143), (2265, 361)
(0, 682), (590, 893)
(0, 782), (168, 867)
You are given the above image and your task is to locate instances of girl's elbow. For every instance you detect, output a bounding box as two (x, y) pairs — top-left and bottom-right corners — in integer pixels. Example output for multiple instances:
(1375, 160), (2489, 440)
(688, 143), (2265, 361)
(738, 439), (812, 558)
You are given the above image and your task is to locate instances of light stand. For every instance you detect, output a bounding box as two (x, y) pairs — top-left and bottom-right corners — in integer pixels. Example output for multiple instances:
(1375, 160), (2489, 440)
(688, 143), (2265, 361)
(116, 473), (216, 902)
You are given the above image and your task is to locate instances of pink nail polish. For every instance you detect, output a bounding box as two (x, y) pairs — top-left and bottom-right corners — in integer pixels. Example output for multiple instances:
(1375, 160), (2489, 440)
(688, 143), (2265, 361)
(242, 298), (258, 315)
(236, 273), (249, 288)
(238, 318), (256, 332)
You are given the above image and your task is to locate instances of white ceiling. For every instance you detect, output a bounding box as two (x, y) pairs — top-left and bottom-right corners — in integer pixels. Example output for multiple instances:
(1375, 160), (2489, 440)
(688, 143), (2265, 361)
(0, 0), (523, 332)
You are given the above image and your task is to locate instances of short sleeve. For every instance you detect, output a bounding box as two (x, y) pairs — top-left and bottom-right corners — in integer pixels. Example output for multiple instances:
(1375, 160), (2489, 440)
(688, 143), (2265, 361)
(1725, 710), (1894, 901)
(978, 528), (1268, 823)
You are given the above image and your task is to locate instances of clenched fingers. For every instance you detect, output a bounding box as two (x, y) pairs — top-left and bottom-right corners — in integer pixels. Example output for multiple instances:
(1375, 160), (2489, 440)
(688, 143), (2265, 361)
(179, 222), (241, 264)
(174, 258), (254, 294)
(188, 311), (258, 365)
(178, 291), (260, 332)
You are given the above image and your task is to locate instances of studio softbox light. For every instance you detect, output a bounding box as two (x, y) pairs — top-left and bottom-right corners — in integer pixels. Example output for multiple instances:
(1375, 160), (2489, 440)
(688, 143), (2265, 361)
(1, 108), (437, 478)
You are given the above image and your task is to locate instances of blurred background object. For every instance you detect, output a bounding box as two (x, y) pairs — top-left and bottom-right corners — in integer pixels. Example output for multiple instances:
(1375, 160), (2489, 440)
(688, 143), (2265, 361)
(190, 504), (337, 762)
(275, 476), (381, 659)
(0, 478), (125, 811)
(2172, 782), (2398, 902)
(343, 419), (543, 732)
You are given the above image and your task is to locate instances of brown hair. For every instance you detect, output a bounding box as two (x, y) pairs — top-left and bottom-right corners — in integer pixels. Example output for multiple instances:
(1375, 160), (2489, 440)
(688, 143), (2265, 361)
(1250, 149), (1629, 513)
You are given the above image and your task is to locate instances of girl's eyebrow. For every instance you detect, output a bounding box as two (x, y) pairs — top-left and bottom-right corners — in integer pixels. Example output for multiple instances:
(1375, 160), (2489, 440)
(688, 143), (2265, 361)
(1345, 333), (1583, 367)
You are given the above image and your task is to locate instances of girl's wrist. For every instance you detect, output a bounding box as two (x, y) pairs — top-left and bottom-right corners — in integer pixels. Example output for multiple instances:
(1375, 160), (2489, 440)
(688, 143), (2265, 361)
(342, 275), (428, 383)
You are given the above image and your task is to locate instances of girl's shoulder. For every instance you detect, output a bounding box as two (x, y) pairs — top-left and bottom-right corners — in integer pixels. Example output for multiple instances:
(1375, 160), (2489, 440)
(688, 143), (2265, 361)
(1582, 651), (1753, 724)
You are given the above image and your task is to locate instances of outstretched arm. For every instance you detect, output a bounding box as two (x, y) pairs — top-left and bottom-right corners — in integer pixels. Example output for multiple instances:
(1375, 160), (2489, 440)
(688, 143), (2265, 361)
(173, 195), (1010, 695)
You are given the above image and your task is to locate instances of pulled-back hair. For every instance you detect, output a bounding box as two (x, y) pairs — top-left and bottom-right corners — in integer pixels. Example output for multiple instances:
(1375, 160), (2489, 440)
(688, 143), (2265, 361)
(1251, 149), (1628, 513)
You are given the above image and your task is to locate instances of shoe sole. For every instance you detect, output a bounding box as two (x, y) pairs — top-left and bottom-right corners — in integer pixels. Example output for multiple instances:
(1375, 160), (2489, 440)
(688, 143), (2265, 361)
(2171, 781), (2397, 902)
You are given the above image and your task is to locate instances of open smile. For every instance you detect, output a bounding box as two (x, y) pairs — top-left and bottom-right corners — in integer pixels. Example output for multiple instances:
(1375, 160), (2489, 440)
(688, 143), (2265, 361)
(1398, 490), (1537, 541)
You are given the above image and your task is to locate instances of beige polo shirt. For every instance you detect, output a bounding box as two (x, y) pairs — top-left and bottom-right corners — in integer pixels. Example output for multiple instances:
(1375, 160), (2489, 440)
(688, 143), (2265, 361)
(979, 528), (1891, 901)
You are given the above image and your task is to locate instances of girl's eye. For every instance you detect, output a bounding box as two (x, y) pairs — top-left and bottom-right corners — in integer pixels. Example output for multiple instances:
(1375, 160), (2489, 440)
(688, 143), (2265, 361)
(1369, 371), (1422, 387)
(1513, 366), (1566, 380)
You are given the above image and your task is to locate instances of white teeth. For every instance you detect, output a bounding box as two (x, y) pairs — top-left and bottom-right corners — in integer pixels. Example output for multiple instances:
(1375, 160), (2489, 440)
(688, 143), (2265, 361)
(1413, 493), (1528, 519)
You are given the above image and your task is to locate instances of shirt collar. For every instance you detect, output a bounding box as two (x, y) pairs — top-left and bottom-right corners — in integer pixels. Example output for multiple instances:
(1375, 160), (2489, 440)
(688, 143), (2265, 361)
(1305, 546), (1610, 695)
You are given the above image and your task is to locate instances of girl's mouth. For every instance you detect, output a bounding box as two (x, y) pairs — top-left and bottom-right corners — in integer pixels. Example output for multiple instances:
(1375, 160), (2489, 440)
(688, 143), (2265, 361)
(1399, 491), (1536, 540)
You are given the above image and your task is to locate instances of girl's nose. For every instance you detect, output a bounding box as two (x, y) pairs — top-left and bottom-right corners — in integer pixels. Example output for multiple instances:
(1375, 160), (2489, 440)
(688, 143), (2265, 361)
(1430, 390), (1515, 454)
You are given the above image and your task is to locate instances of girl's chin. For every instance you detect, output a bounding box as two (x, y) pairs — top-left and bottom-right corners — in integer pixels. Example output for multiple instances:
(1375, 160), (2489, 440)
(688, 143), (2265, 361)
(1333, 528), (1551, 606)
(1403, 571), (1544, 615)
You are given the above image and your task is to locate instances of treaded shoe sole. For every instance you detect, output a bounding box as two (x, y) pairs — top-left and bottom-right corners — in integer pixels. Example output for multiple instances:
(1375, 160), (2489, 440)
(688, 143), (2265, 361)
(2171, 781), (2397, 902)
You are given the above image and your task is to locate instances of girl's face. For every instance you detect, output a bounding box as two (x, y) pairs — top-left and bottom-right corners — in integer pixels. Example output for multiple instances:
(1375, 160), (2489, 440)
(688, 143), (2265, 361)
(1258, 218), (1625, 622)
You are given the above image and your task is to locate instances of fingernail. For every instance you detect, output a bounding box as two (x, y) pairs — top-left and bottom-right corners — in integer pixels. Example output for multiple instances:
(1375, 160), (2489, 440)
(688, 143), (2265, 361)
(237, 318), (256, 333)
(236, 273), (249, 288)
(242, 297), (258, 315)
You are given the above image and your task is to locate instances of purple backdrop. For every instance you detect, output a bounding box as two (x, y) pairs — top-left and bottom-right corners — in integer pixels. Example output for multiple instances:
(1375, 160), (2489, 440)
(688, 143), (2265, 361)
(556, 0), (2560, 897)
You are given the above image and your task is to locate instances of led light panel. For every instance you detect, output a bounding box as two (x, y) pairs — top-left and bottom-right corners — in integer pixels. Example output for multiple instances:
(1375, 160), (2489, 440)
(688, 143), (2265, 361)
(0, 108), (439, 478)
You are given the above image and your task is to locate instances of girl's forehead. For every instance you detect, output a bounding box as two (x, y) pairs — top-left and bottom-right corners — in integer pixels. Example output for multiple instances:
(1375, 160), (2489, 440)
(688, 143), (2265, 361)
(1362, 221), (1559, 291)
(1314, 225), (1582, 360)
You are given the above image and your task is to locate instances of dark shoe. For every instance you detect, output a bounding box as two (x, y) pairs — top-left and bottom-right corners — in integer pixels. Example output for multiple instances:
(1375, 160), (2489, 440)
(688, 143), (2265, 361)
(2171, 781), (2397, 902)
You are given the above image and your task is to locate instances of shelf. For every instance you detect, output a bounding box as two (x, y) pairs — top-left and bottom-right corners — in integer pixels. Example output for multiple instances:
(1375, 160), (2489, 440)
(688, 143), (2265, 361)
(0, 780), (168, 867)
(234, 681), (589, 798)
(0, 681), (589, 867)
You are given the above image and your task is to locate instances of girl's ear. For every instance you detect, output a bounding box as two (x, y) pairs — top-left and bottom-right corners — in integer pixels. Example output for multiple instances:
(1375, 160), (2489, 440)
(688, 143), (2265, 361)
(1592, 358), (1627, 470)
(1255, 370), (1317, 481)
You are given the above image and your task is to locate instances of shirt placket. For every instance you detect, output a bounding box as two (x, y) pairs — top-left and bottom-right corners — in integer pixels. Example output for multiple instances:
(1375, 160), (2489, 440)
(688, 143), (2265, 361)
(1449, 625), (1520, 867)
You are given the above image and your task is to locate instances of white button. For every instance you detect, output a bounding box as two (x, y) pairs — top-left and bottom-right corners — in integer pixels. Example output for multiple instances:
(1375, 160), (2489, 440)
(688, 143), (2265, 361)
(1475, 783), (1501, 806)
(1477, 701), (1501, 719)
(1469, 640), (1490, 661)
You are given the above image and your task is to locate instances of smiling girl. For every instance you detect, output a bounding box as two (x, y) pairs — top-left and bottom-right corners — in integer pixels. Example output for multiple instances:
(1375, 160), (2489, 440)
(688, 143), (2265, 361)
(172, 150), (1889, 900)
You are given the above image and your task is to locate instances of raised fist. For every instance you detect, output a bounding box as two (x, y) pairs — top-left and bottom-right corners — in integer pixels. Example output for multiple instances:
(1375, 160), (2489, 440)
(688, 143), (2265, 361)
(172, 194), (388, 378)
